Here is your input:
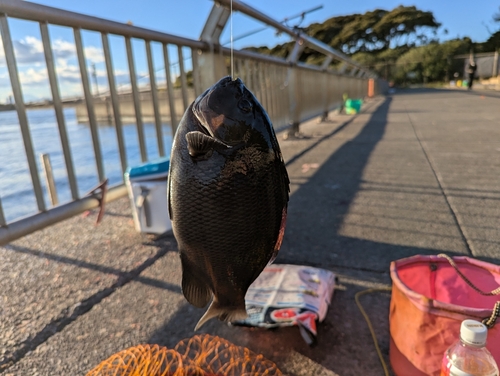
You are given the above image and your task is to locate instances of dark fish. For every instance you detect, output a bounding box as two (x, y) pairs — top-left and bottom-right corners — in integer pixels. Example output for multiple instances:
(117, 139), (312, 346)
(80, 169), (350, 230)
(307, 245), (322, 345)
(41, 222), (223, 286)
(167, 76), (289, 330)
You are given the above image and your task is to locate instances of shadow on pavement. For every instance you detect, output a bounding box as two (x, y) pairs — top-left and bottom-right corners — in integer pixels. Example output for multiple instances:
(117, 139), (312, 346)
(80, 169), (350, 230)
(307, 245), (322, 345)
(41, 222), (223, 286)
(145, 95), (499, 375)
(277, 96), (440, 271)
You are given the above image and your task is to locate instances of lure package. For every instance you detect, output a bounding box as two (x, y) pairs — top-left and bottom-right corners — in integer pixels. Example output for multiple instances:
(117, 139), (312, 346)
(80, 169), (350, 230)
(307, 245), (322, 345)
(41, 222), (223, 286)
(234, 264), (336, 344)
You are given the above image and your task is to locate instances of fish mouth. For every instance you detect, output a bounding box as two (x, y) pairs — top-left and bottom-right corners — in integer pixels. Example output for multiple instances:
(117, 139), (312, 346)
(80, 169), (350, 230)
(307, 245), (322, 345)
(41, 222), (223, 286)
(192, 77), (243, 147)
(192, 91), (221, 139)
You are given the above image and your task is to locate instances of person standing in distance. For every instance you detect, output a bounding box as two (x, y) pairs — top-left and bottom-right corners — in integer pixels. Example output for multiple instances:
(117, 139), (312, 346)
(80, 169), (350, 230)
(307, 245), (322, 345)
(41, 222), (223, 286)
(467, 59), (477, 90)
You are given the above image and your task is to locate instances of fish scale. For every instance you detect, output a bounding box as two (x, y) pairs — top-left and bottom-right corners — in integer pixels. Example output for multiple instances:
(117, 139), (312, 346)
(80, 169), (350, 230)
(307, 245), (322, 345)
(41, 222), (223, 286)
(168, 76), (289, 330)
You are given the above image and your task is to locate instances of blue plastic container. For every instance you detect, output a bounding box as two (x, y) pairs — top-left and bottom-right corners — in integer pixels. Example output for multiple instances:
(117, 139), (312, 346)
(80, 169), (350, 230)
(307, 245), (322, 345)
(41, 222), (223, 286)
(124, 157), (170, 181)
(124, 156), (171, 234)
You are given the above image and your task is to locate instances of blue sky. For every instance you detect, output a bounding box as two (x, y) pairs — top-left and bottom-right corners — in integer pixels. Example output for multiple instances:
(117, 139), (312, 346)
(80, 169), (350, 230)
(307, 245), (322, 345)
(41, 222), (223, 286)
(0, 0), (499, 102)
(26, 0), (500, 45)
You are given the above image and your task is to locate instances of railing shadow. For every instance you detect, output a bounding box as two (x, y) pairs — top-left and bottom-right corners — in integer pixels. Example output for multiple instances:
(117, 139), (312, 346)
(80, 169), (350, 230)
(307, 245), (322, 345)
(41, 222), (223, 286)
(142, 98), (398, 372)
(4, 243), (181, 294)
(144, 94), (500, 375)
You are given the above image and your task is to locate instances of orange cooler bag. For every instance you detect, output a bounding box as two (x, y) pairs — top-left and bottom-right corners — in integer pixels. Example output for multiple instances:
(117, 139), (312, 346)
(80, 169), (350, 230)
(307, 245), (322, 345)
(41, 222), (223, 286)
(389, 254), (500, 376)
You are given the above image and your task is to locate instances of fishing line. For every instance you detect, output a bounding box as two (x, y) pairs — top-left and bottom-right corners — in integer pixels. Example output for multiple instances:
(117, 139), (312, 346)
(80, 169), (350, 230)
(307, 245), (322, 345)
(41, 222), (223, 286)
(230, 0), (234, 79)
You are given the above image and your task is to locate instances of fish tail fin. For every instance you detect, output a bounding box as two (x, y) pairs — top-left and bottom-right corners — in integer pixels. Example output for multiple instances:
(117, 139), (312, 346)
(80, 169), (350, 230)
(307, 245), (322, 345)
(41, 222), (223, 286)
(194, 299), (248, 331)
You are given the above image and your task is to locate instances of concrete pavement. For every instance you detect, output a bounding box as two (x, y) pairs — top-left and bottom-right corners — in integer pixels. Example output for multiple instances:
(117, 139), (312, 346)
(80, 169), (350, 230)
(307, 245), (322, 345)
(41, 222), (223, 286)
(1, 88), (500, 375)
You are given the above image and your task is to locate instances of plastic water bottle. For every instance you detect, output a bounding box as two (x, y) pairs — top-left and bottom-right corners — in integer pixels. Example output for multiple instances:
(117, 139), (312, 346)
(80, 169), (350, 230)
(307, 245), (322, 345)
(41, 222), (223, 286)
(441, 320), (499, 376)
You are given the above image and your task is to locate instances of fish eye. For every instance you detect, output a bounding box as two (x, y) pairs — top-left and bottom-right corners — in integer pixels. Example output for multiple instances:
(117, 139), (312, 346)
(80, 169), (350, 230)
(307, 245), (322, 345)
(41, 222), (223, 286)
(238, 99), (253, 113)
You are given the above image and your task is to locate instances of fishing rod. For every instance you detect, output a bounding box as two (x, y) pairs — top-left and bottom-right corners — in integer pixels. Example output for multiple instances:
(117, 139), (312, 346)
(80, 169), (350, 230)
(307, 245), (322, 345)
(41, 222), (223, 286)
(222, 5), (324, 45)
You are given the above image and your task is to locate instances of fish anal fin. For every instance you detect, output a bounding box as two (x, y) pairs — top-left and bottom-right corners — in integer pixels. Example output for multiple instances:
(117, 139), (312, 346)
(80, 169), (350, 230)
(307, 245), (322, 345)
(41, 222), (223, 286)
(180, 255), (211, 309)
(194, 300), (248, 331)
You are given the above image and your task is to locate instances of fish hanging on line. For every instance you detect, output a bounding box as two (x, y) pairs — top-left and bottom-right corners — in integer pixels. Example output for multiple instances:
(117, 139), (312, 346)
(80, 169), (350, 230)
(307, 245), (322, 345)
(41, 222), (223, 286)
(167, 76), (290, 330)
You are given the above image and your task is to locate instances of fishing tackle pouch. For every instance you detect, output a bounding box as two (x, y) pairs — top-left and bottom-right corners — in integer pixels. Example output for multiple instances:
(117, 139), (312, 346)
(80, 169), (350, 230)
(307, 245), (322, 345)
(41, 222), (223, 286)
(389, 254), (500, 376)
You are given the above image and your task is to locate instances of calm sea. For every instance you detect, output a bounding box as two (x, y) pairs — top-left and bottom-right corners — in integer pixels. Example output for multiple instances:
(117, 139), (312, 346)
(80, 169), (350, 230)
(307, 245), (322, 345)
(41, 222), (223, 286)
(0, 107), (173, 223)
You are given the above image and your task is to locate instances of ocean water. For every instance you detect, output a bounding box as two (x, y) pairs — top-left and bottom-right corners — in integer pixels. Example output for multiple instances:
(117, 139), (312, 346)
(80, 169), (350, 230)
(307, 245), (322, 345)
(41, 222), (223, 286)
(0, 107), (173, 223)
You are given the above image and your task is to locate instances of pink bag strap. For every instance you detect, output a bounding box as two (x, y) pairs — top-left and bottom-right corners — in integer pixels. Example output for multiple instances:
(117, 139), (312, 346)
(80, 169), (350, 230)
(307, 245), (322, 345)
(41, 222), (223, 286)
(438, 254), (500, 328)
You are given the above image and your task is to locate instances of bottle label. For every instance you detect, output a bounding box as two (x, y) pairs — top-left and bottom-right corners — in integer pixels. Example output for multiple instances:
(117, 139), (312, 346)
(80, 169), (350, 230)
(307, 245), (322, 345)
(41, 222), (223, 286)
(442, 362), (498, 376)
(441, 359), (472, 376)
(447, 365), (474, 376)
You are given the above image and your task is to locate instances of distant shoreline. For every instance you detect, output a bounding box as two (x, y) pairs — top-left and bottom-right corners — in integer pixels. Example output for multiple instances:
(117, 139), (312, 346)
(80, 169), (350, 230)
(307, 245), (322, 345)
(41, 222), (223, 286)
(0, 104), (15, 112)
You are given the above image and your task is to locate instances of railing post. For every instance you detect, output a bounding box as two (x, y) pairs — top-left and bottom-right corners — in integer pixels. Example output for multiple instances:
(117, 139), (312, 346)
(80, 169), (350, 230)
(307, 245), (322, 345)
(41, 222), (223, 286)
(195, 48), (227, 92)
(338, 63), (348, 74)
(41, 153), (59, 206)
(190, 47), (203, 98)
(40, 21), (79, 200)
(320, 56), (333, 122)
(493, 50), (499, 78)
(0, 14), (46, 212)
(284, 38), (305, 139)
(198, 2), (231, 90)
(102, 32), (127, 174)
(146, 40), (165, 157)
(163, 44), (179, 134)
(74, 27), (105, 180)
(0, 198), (6, 227)
(125, 36), (147, 162)
(320, 71), (328, 122)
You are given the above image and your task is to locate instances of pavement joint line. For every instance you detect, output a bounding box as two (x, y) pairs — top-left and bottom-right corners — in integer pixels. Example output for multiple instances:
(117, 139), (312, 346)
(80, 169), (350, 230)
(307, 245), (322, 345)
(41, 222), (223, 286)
(361, 180), (500, 196)
(278, 258), (390, 275)
(403, 104), (474, 257)
(0, 244), (170, 373)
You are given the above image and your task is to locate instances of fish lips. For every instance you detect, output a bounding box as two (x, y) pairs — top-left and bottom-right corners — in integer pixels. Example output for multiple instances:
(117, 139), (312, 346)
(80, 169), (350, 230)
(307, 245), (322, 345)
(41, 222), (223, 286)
(192, 77), (253, 147)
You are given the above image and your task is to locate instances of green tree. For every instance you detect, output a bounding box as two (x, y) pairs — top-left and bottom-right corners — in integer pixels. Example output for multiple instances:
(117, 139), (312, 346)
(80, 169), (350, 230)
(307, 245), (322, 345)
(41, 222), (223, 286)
(393, 38), (470, 84)
(244, 6), (440, 66)
(352, 46), (410, 80)
(304, 6), (440, 54)
(174, 70), (194, 88)
(480, 6), (500, 51)
(371, 6), (440, 50)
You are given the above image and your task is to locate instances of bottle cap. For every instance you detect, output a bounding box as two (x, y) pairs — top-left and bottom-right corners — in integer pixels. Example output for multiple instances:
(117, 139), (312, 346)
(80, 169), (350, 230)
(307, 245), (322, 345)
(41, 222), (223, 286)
(460, 320), (487, 347)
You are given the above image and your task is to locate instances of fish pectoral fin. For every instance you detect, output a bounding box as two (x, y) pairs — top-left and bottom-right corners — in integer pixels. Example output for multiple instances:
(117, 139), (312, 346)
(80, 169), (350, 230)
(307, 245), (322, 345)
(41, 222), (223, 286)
(185, 131), (229, 158)
(194, 300), (248, 331)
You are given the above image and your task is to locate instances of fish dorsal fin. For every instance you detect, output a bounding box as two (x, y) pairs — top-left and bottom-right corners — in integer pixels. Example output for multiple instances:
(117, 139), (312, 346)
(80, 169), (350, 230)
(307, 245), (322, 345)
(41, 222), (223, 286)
(185, 131), (229, 158)
(180, 254), (212, 309)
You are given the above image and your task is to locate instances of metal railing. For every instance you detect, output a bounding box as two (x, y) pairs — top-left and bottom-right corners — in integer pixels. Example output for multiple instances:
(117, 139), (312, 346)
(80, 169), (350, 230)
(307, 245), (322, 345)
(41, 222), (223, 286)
(0, 0), (386, 245)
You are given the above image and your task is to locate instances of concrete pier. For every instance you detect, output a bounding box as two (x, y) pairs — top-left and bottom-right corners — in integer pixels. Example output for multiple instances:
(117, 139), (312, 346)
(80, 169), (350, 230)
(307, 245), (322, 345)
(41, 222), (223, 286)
(2, 88), (500, 375)
(74, 87), (196, 124)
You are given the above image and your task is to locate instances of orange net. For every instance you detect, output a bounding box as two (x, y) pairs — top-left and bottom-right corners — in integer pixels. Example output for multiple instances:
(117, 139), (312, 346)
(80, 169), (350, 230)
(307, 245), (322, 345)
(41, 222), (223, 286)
(86, 334), (282, 376)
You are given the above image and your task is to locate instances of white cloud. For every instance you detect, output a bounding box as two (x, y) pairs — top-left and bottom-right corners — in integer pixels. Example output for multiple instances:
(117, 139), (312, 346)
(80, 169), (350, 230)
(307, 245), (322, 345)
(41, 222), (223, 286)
(52, 39), (77, 61)
(83, 45), (104, 63)
(0, 36), (104, 66)
(0, 35), (159, 102)
(55, 58), (83, 84)
(19, 67), (48, 86)
(0, 36), (112, 100)
(0, 71), (9, 89)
